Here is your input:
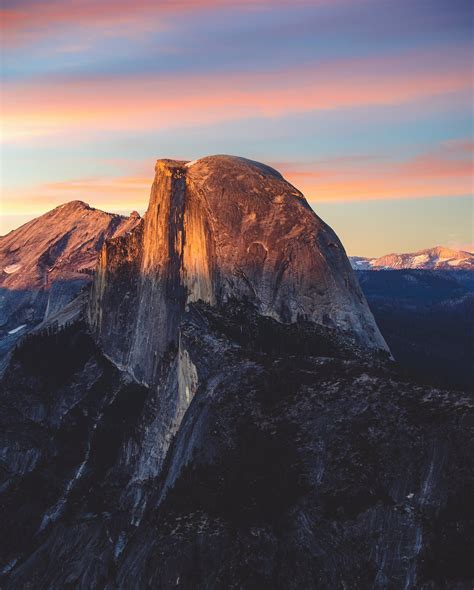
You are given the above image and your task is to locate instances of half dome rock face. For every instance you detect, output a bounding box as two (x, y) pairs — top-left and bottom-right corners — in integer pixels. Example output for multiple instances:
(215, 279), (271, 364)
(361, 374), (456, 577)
(89, 155), (388, 387)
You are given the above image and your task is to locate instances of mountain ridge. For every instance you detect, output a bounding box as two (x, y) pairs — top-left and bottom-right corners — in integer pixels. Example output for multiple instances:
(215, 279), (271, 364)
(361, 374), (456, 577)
(0, 201), (141, 370)
(350, 245), (474, 271)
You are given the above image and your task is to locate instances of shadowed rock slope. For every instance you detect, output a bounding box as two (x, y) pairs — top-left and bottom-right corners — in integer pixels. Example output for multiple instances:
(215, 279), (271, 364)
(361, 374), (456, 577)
(0, 156), (472, 589)
(1, 304), (472, 589)
(356, 270), (474, 390)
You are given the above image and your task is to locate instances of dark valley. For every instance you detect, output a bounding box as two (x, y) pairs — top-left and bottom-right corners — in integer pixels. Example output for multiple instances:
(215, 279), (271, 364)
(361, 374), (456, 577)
(356, 269), (474, 390)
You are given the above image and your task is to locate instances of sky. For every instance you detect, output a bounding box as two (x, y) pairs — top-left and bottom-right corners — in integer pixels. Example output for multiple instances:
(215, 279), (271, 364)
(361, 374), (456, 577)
(1, 0), (473, 256)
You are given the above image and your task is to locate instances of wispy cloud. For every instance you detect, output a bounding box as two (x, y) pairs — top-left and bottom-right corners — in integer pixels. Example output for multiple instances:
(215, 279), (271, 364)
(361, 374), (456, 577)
(275, 140), (474, 201)
(1, 0), (352, 46)
(399, 139), (474, 178)
(3, 47), (470, 144)
(3, 140), (472, 222)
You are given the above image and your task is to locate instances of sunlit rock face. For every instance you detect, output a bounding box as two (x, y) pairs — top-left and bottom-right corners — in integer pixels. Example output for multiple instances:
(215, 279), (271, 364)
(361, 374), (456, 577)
(87, 155), (389, 481)
(89, 155), (388, 386)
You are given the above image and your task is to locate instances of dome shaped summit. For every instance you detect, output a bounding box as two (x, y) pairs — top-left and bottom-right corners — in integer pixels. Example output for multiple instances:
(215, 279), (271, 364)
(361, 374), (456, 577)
(89, 155), (388, 385)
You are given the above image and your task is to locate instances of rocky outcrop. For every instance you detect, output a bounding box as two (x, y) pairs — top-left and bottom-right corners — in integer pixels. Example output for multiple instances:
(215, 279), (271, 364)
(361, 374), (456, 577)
(0, 201), (140, 369)
(89, 155), (388, 383)
(87, 155), (389, 483)
(0, 304), (472, 589)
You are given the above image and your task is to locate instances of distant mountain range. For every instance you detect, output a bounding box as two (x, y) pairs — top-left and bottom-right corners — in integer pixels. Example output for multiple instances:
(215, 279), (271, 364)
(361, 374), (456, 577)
(350, 246), (474, 271)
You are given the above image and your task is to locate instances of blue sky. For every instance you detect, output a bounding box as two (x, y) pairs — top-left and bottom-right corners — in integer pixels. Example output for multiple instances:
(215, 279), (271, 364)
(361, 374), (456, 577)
(1, 0), (473, 255)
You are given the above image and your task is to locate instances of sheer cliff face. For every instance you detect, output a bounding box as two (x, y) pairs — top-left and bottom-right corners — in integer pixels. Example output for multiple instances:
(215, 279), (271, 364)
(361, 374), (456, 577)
(89, 155), (388, 386)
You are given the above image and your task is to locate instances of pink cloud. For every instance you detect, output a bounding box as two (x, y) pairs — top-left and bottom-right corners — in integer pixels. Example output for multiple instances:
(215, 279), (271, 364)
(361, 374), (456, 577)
(399, 139), (474, 178)
(1, 0), (349, 46)
(2, 47), (471, 144)
(3, 140), (472, 222)
(274, 140), (474, 201)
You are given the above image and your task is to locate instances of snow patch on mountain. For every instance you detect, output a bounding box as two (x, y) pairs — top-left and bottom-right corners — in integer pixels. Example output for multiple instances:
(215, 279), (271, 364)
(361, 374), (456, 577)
(350, 246), (474, 271)
(8, 325), (26, 335)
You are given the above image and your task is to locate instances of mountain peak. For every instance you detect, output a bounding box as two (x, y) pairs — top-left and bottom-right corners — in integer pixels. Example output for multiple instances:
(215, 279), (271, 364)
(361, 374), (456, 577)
(52, 200), (93, 214)
(59, 199), (90, 208)
(6, 158), (472, 590)
(183, 154), (285, 180)
(427, 245), (472, 257)
(350, 245), (474, 271)
(0, 201), (141, 346)
(89, 154), (388, 387)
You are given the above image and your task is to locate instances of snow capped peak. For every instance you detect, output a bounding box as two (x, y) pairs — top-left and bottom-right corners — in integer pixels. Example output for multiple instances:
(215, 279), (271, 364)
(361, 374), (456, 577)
(350, 246), (474, 271)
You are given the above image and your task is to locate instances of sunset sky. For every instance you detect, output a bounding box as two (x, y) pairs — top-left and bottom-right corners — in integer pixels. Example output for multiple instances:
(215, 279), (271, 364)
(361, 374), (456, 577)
(1, 0), (472, 256)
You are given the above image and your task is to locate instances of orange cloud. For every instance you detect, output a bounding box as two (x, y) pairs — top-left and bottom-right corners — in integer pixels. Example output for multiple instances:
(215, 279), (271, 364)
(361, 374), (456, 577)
(2, 141), (472, 225)
(276, 141), (474, 201)
(2, 50), (471, 144)
(302, 176), (471, 201)
(400, 158), (472, 178)
(1, 175), (152, 218)
(399, 140), (474, 178)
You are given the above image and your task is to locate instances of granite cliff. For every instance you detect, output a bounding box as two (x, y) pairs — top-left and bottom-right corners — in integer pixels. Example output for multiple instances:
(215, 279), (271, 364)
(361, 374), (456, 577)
(86, 155), (389, 480)
(0, 156), (471, 589)
(89, 156), (387, 381)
